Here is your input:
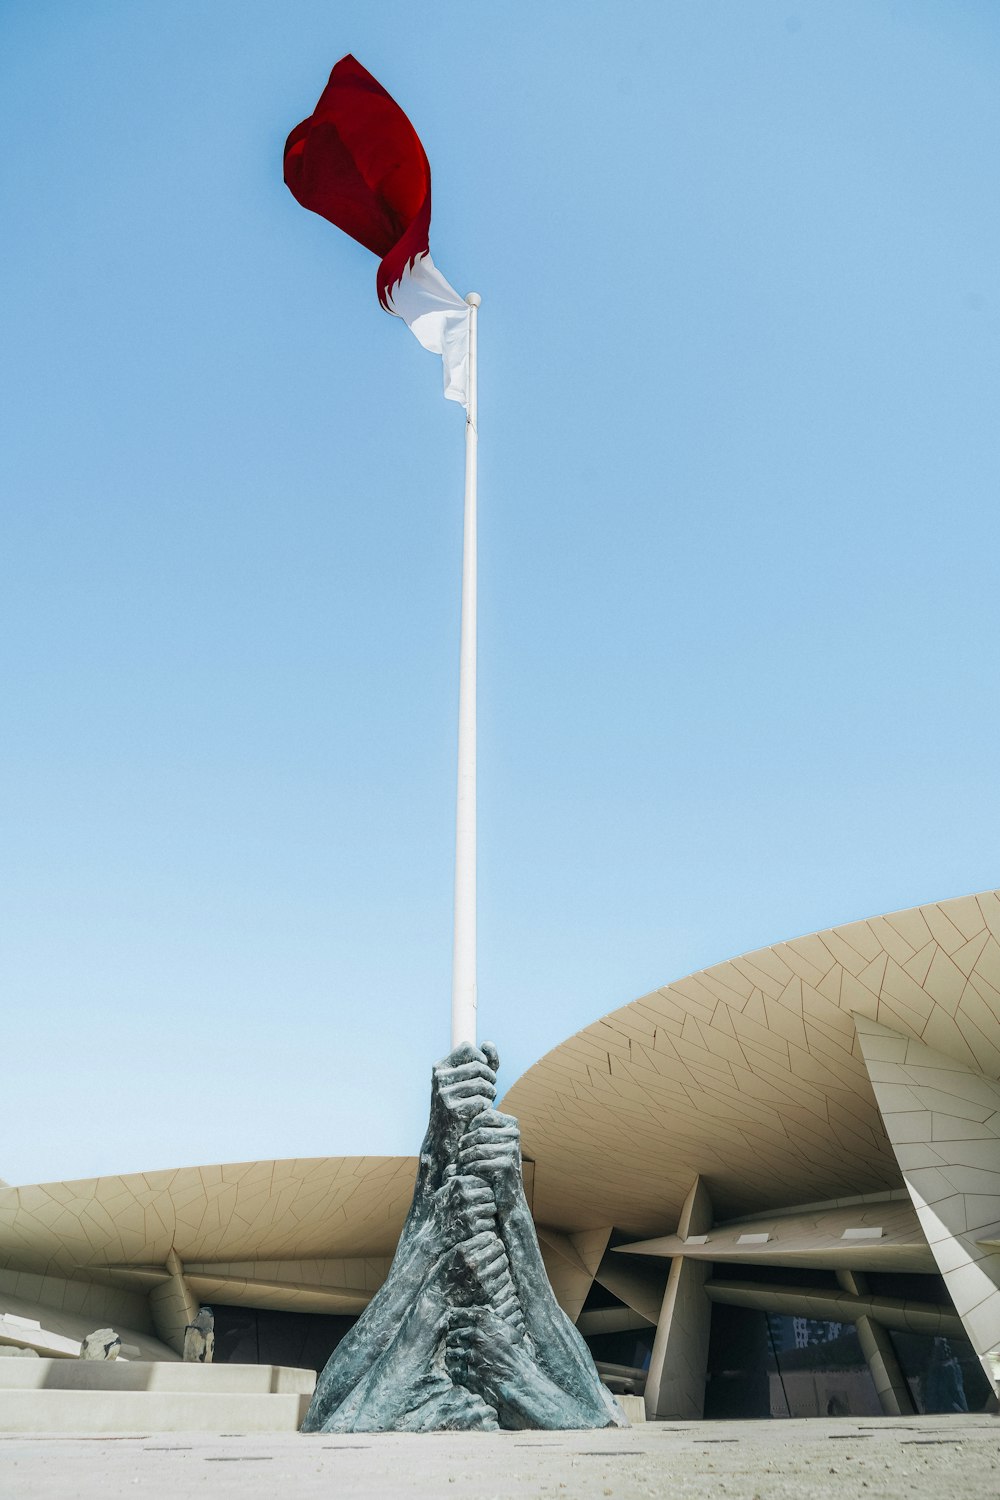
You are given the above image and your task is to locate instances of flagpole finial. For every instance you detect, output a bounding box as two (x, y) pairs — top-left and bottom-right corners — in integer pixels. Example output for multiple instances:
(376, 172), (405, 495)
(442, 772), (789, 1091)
(465, 292), (481, 307)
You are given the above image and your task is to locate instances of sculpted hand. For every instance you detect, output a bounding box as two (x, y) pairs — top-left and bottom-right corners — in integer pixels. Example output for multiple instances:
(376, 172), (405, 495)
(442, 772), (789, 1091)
(428, 1174), (497, 1250)
(431, 1041), (500, 1125)
(444, 1230), (519, 1320)
(446, 1304), (525, 1399)
(446, 1304), (620, 1430)
(442, 1230), (524, 1335)
(456, 1108), (522, 1212)
(445, 1306), (562, 1429)
(421, 1041), (501, 1189)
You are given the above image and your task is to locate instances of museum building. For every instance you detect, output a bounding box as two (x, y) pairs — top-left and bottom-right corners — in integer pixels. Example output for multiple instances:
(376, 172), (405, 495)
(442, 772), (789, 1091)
(2, 890), (998, 1420)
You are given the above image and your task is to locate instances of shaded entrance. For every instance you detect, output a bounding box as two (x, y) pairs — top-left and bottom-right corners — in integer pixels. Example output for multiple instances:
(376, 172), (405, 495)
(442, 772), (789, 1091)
(212, 1305), (358, 1373)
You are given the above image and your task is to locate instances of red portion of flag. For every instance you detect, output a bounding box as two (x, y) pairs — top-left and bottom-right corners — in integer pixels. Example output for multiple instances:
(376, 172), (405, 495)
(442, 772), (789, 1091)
(283, 54), (432, 310)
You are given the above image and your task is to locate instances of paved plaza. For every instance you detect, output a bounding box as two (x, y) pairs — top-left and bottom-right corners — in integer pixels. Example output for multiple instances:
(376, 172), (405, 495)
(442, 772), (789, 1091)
(3, 1417), (998, 1500)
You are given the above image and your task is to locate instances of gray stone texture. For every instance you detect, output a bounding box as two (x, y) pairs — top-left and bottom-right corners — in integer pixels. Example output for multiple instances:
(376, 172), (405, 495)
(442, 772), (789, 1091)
(80, 1329), (121, 1360)
(183, 1307), (215, 1364)
(302, 1043), (625, 1433)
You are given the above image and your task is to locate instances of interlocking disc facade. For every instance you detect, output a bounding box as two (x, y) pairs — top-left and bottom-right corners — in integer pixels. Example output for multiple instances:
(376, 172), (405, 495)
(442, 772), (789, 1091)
(3, 890), (999, 1420)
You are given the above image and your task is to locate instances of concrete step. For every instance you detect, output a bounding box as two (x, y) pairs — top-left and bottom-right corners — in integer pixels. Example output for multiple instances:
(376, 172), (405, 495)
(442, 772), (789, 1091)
(617, 1394), (646, 1423)
(0, 1388), (311, 1434)
(0, 1360), (315, 1396)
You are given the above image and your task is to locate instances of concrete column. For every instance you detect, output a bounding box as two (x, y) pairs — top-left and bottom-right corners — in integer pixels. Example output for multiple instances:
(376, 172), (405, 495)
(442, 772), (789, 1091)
(837, 1269), (914, 1416)
(644, 1176), (713, 1420)
(148, 1249), (197, 1357)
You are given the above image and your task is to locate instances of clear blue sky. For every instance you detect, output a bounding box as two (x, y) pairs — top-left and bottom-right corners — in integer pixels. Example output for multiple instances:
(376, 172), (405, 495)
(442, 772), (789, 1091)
(2, 1), (998, 1186)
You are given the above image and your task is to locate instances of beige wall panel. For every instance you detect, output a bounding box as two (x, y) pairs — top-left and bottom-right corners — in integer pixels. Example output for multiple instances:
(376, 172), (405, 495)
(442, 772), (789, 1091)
(855, 1015), (1000, 1390)
(0, 1267), (152, 1335)
(148, 1249), (197, 1356)
(536, 1226), (612, 1323)
(504, 891), (1000, 1237)
(617, 1196), (934, 1274)
(594, 1256), (669, 1325)
(0, 1157), (419, 1287)
(0, 1282), (176, 1361)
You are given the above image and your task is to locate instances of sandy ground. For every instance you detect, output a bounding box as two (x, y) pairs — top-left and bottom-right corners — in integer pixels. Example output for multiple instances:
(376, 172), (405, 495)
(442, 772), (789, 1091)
(2, 1416), (998, 1499)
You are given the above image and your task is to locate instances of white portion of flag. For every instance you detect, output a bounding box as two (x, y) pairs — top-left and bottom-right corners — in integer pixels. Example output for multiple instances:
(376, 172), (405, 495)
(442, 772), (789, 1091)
(385, 253), (470, 408)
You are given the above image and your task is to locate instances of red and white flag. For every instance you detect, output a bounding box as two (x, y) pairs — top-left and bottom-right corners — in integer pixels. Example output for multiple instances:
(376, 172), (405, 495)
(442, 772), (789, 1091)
(284, 55), (471, 407)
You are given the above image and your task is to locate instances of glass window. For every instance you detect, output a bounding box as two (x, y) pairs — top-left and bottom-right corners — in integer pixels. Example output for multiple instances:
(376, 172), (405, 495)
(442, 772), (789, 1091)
(765, 1316), (880, 1418)
(888, 1331), (993, 1414)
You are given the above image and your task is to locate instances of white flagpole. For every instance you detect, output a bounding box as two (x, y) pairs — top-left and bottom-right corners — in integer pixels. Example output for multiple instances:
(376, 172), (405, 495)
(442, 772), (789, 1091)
(451, 291), (480, 1049)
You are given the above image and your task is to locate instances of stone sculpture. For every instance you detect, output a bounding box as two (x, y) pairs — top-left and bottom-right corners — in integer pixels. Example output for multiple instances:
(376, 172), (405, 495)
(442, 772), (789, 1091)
(303, 1042), (625, 1433)
(183, 1306), (215, 1363)
(80, 1328), (121, 1360)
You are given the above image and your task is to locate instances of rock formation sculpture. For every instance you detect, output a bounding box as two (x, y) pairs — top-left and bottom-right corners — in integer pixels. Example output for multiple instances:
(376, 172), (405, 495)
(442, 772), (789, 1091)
(80, 1328), (121, 1360)
(183, 1306), (215, 1363)
(303, 1042), (625, 1432)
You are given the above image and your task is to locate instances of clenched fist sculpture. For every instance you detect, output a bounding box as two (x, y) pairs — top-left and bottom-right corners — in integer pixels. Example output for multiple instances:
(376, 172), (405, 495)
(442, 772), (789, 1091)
(301, 1043), (625, 1432)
